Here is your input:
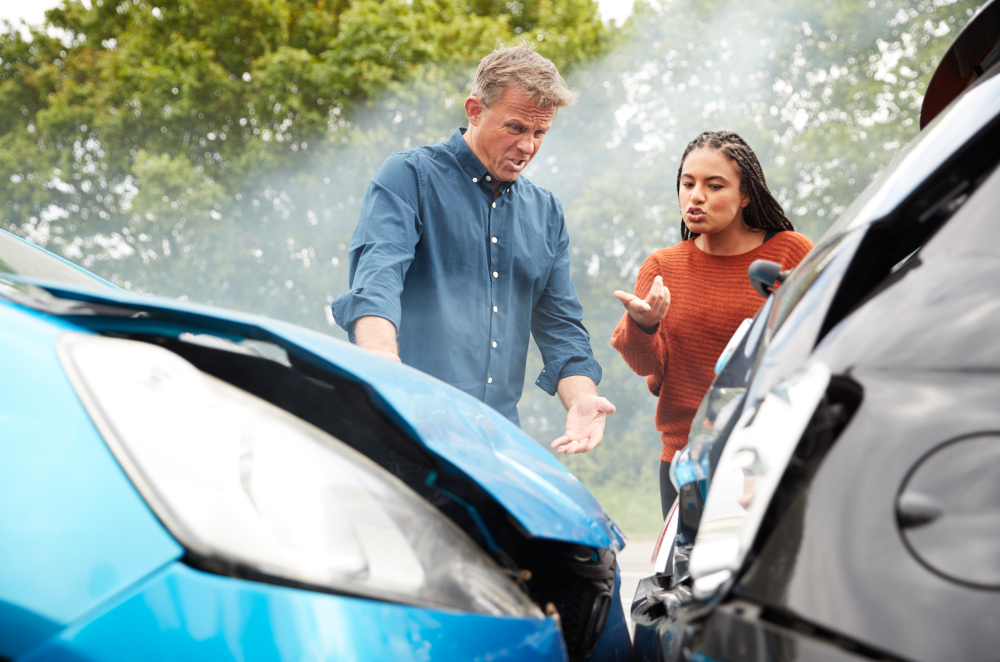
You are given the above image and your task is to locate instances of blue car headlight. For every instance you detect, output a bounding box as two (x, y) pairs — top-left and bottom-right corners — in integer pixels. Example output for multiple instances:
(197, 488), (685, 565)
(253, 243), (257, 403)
(57, 333), (541, 618)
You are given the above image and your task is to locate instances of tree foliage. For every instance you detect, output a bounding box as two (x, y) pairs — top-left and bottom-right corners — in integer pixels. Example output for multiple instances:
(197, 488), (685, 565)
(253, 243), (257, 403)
(0, 0), (610, 293)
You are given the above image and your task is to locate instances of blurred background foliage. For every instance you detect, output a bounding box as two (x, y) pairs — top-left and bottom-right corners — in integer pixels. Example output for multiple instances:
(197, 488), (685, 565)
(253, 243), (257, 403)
(1, 0), (981, 538)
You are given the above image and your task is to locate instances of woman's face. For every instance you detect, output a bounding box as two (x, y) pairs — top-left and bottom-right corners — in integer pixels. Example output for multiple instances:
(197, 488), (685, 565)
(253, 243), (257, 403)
(679, 148), (750, 236)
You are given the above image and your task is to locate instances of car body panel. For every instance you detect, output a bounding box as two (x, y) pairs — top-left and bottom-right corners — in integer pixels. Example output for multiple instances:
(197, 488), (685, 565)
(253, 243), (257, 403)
(737, 370), (1000, 662)
(732, 173), (1000, 660)
(4, 277), (624, 552)
(694, 601), (874, 662)
(18, 563), (567, 662)
(0, 301), (184, 659)
(814, 163), (1000, 374)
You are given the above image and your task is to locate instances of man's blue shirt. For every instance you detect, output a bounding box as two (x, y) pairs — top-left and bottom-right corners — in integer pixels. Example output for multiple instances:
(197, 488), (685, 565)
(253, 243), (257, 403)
(330, 128), (601, 424)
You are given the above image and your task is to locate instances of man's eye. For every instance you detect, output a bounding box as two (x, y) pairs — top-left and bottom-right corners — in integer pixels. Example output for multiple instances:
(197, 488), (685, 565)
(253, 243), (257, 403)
(509, 125), (524, 132)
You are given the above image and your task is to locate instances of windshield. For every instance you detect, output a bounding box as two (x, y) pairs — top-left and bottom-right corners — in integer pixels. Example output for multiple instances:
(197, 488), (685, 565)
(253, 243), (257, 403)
(0, 231), (113, 291)
(767, 232), (853, 338)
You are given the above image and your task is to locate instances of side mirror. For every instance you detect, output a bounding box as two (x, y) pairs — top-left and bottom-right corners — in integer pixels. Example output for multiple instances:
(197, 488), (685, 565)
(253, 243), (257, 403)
(748, 259), (790, 298)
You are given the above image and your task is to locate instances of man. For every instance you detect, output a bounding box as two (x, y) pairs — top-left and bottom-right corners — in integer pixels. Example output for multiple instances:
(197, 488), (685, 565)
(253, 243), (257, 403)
(330, 43), (614, 455)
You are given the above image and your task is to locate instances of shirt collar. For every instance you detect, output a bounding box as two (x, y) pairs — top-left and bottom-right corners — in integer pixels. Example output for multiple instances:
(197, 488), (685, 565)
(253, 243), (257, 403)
(450, 127), (517, 193)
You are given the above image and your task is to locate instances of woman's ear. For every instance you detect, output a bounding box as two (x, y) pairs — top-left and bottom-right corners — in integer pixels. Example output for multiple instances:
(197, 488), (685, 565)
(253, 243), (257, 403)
(741, 189), (750, 208)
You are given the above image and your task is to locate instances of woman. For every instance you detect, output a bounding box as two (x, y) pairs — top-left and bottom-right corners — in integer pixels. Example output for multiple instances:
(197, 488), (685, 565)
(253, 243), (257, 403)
(611, 131), (813, 517)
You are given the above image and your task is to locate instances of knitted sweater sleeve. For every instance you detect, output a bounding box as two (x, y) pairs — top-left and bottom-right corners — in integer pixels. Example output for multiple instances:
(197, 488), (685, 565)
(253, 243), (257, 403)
(779, 232), (815, 270)
(610, 252), (667, 378)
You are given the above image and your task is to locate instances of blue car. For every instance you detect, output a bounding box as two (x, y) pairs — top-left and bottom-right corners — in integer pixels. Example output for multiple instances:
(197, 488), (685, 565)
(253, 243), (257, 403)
(0, 228), (632, 661)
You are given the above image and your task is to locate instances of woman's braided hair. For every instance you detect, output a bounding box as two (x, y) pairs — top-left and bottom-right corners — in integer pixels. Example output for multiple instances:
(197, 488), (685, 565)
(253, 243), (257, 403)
(676, 131), (794, 241)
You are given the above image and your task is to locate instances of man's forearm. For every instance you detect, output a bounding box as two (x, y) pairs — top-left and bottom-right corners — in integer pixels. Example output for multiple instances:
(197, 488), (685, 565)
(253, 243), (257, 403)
(353, 316), (399, 358)
(556, 374), (599, 411)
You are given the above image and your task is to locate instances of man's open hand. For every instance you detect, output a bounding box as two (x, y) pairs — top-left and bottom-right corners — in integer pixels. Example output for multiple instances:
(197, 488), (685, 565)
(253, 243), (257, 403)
(550, 395), (617, 455)
(613, 274), (670, 330)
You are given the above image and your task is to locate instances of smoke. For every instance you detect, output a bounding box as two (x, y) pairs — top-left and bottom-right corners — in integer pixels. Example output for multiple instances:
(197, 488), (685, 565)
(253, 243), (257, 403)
(6, 0), (981, 537)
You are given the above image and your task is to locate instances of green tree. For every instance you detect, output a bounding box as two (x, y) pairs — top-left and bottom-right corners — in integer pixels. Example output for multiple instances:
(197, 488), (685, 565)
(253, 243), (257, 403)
(0, 0), (611, 299)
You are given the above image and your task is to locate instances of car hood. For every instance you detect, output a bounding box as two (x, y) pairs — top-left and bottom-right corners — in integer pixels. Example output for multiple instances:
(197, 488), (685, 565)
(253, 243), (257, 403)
(3, 278), (625, 553)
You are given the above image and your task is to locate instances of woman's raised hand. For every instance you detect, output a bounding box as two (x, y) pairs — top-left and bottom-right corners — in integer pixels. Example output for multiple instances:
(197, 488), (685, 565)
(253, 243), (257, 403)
(614, 275), (670, 331)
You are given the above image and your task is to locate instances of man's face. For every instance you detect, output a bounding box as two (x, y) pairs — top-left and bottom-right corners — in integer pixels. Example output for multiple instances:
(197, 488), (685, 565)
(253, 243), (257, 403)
(465, 87), (556, 182)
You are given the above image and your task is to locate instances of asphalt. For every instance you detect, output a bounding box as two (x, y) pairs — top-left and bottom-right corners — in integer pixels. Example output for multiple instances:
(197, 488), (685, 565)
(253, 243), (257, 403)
(617, 539), (656, 638)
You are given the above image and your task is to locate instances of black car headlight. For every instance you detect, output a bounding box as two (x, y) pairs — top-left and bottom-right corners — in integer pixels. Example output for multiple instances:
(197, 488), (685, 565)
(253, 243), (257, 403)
(688, 361), (831, 598)
(57, 333), (541, 618)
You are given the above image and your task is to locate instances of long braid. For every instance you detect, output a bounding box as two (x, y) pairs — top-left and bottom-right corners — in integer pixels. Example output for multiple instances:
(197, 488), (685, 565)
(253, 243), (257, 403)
(676, 131), (793, 241)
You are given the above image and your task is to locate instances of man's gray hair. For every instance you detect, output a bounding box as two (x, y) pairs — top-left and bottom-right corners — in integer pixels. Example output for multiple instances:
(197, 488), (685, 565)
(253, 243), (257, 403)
(471, 42), (579, 109)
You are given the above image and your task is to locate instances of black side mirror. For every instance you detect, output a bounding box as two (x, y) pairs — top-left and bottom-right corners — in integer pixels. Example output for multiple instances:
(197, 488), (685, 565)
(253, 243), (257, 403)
(748, 259), (790, 298)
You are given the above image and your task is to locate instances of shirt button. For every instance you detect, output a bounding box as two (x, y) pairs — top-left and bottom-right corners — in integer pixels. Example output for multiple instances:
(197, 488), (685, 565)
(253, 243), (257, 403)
(493, 306), (498, 312)
(491, 237), (497, 243)
(486, 176), (492, 181)
(492, 341), (497, 348)
(492, 202), (496, 209)
(473, 177), (478, 183)
(488, 377), (493, 384)
(493, 271), (498, 278)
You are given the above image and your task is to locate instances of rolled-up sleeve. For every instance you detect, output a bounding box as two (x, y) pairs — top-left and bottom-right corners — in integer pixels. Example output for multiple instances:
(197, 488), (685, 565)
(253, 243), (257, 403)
(531, 212), (602, 395)
(330, 154), (423, 337)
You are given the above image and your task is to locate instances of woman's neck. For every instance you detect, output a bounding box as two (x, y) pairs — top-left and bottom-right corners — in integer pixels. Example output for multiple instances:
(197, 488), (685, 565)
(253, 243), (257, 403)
(694, 222), (766, 256)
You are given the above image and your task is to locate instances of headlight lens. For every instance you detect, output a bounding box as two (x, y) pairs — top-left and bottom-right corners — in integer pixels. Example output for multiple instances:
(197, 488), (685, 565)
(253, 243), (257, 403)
(672, 388), (747, 491)
(688, 362), (831, 587)
(58, 333), (541, 618)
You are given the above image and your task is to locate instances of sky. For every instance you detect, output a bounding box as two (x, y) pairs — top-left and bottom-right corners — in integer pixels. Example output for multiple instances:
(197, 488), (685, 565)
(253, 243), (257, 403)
(0, 0), (54, 28)
(0, 0), (637, 29)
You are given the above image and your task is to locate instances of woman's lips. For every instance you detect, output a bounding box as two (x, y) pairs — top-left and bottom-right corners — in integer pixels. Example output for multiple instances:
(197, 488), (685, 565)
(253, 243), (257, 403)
(687, 207), (706, 222)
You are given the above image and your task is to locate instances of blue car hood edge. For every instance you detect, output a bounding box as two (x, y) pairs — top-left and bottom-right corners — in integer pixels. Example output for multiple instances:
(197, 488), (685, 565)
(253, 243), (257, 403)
(7, 280), (625, 553)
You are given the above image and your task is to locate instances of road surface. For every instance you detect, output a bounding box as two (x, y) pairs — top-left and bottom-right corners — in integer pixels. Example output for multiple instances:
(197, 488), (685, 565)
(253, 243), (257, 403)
(617, 539), (655, 638)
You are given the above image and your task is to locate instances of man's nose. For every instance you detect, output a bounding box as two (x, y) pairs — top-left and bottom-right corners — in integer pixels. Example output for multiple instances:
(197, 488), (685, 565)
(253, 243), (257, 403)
(516, 134), (535, 155)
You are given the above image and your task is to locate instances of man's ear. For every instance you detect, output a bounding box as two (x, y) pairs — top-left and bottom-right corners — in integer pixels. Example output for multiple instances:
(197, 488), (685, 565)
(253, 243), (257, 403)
(465, 96), (485, 126)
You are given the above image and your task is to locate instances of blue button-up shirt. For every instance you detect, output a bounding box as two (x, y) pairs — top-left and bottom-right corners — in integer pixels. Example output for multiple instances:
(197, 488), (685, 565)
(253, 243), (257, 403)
(330, 128), (601, 424)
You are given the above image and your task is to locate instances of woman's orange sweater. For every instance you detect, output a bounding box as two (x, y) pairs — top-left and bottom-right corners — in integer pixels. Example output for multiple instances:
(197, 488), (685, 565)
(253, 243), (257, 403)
(611, 232), (814, 462)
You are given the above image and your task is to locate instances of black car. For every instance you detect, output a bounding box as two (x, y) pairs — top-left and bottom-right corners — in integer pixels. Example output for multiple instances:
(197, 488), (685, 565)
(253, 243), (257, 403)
(632, 2), (1000, 660)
